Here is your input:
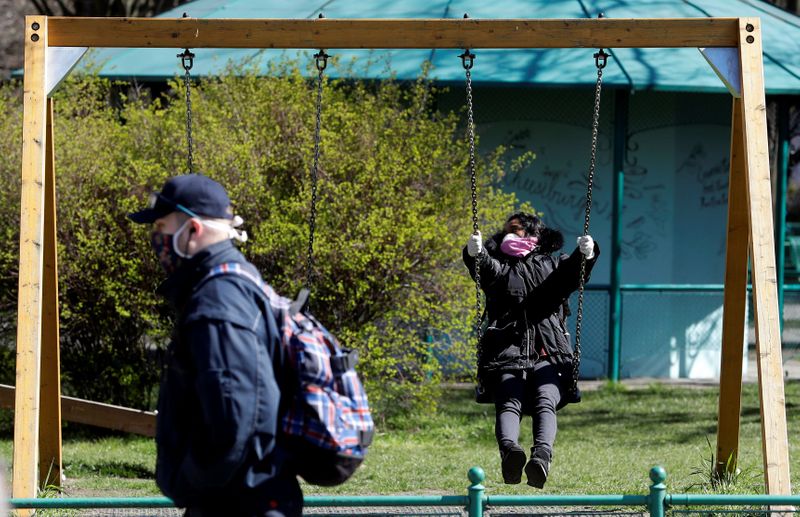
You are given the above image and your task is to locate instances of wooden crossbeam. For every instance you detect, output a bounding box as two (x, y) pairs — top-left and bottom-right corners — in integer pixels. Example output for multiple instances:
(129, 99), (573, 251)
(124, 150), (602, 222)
(0, 385), (156, 437)
(45, 17), (740, 49)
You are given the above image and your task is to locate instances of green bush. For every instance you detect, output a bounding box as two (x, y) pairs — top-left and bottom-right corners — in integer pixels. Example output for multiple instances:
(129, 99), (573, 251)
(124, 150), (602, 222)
(0, 83), (22, 388)
(0, 60), (534, 421)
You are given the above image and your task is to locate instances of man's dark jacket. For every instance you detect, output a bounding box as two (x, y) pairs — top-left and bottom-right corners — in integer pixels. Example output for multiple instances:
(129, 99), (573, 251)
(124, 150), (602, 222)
(155, 240), (301, 514)
(463, 229), (600, 374)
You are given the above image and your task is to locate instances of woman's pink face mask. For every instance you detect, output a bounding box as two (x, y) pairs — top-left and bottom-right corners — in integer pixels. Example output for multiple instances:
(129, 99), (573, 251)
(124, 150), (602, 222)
(500, 233), (539, 258)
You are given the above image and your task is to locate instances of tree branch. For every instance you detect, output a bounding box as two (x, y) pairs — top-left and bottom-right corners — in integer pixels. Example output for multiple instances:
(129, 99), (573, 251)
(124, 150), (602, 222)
(53, 0), (77, 16)
(28, 0), (55, 16)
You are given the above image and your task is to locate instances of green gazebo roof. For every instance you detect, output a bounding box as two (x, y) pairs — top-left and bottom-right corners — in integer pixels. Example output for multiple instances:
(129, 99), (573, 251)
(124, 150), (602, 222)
(82, 0), (800, 94)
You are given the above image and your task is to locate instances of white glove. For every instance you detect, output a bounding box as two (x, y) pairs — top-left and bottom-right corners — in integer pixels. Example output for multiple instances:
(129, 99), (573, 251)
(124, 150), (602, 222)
(577, 235), (595, 259)
(467, 231), (483, 257)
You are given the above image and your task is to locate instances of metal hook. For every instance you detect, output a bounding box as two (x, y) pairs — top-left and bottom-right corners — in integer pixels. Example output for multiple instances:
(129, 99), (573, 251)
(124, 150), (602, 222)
(313, 13), (329, 71)
(460, 13), (476, 70)
(594, 48), (609, 70)
(314, 50), (329, 72)
(177, 49), (195, 72)
(460, 49), (475, 70)
(594, 13), (608, 70)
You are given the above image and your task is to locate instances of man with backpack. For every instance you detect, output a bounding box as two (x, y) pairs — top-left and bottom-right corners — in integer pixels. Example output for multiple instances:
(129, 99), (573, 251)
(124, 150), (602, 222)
(129, 174), (302, 517)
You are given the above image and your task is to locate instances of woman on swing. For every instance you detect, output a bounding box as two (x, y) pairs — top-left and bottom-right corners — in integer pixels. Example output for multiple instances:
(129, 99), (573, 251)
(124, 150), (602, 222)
(463, 212), (599, 488)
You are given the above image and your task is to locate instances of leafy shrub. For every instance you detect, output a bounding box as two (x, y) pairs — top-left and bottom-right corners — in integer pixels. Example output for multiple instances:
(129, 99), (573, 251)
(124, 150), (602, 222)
(0, 60), (534, 420)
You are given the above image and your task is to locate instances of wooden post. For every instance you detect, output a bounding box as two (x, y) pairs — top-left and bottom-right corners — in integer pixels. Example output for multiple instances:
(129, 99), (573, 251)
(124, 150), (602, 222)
(38, 98), (62, 488)
(716, 97), (748, 477)
(13, 15), (48, 505)
(738, 17), (792, 494)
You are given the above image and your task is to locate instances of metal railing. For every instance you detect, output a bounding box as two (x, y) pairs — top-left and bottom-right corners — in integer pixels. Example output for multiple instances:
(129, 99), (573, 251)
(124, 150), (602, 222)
(578, 281), (800, 382)
(10, 466), (800, 516)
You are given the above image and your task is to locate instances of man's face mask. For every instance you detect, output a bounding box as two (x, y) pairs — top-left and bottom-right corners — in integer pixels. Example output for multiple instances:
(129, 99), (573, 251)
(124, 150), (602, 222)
(150, 216), (248, 275)
(150, 219), (193, 275)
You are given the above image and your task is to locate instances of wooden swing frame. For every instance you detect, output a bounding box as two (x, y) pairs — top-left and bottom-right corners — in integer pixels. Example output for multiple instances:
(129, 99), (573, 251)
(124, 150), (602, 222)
(13, 15), (789, 502)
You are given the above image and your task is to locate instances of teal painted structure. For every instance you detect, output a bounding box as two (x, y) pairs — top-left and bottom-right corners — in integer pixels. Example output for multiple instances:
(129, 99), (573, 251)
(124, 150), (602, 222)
(778, 96), (792, 329)
(55, 0), (800, 380)
(10, 466), (800, 515)
(82, 0), (800, 94)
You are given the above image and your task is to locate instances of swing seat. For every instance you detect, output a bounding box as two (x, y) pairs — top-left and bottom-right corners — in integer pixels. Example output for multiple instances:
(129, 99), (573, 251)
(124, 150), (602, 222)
(475, 383), (493, 404)
(557, 385), (581, 410)
(474, 367), (582, 409)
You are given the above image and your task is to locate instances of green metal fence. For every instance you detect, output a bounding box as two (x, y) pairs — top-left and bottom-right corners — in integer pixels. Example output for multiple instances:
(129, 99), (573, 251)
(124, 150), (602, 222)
(9, 466), (800, 516)
(576, 282), (800, 382)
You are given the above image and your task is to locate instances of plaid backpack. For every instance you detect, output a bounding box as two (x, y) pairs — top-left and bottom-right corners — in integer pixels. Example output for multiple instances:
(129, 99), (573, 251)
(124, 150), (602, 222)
(203, 262), (374, 486)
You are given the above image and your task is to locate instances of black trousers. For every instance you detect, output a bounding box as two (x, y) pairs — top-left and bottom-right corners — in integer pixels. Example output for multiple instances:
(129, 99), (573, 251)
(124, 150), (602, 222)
(494, 361), (564, 456)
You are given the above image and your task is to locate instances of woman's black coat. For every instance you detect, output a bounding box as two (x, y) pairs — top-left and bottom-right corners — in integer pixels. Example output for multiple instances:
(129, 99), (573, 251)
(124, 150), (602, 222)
(463, 228), (600, 376)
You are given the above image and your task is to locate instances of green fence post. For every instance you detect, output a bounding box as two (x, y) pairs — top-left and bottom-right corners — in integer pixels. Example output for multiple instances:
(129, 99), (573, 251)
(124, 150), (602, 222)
(648, 466), (667, 517)
(776, 97), (789, 329)
(608, 88), (628, 383)
(467, 466), (485, 517)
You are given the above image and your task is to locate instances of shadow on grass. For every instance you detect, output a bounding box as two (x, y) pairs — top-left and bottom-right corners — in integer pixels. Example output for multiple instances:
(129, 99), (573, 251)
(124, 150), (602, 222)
(66, 460), (154, 479)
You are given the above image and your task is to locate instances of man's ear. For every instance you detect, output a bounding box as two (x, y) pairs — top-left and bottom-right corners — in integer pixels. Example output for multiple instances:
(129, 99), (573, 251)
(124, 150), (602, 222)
(189, 218), (203, 236)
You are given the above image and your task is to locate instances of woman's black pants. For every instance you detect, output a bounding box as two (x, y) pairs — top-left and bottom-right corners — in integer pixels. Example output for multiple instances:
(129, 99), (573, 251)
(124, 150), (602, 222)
(494, 361), (563, 456)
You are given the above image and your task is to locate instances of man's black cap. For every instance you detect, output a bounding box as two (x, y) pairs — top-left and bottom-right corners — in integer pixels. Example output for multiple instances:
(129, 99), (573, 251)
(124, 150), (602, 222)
(128, 174), (233, 224)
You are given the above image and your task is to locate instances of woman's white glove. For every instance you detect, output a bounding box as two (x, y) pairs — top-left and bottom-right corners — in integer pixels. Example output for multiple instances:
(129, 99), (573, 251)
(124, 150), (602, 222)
(467, 231), (483, 257)
(577, 235), (595, 259)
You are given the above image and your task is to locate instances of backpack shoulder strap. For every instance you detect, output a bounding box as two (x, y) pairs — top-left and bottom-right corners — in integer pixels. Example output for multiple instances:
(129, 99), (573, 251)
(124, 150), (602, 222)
(204, 262), (263, 289)
(203, 264), (306, 414)
(290, 288), (310, 316)
(202, 262), (294, 310)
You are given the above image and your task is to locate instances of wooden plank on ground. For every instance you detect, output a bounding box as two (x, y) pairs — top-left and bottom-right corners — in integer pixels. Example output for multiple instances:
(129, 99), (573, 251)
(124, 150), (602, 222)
(45, 17), (739, 49)
(738, 17), (792, 495)
(716, 97), (748, 478)
(0, 385), (155, 437)
(13, 16), (48, 506)
(38, 98), (61, 489)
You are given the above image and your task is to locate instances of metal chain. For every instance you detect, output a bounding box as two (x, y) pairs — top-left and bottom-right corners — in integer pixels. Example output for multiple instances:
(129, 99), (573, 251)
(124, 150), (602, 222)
(306, 49), (328, 296)
(178, 49), (195, 175)
(571, 48), (608, 396)
(461, 48), (485, 393)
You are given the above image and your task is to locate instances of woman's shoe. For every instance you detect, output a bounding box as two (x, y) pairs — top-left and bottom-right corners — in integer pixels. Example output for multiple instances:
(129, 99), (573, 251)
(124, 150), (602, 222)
(525, 448), (551, 489)
(500, 444), (527, 484)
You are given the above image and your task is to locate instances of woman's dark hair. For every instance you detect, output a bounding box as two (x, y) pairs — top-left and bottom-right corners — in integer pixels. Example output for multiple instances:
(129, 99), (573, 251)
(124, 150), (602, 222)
(504, 212), (543, 237)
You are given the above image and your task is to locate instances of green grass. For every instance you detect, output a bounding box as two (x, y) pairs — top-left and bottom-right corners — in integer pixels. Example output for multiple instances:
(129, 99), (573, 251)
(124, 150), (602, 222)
(2, 381), (800, 499)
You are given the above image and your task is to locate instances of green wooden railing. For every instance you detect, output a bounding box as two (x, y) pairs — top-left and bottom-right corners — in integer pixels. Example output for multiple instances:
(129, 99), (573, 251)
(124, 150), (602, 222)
(9, 466), (800, 516)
